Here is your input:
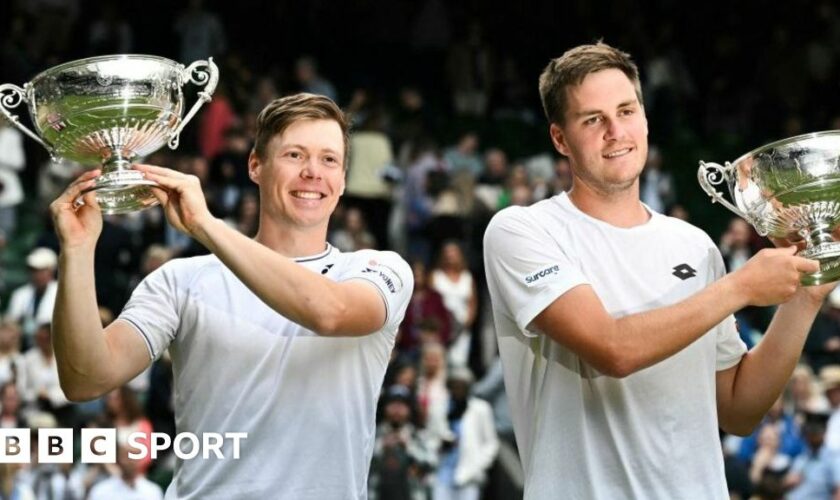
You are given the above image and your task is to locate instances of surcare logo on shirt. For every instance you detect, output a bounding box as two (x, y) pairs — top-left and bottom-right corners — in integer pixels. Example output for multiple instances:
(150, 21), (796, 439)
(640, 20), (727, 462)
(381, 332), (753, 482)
(361, 260), (404, 294)
(524, 265), (561, 286)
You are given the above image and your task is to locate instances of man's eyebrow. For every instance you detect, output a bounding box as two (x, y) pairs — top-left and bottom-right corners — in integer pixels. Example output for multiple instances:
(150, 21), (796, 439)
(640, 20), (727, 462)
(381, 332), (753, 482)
(574, 99), (638, 118)
(278, 144), (341, 155)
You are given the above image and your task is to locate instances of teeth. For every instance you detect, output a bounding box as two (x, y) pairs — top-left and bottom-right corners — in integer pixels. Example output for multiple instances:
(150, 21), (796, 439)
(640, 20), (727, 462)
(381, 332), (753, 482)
(293, 191), (322, 199)
(604, 148), (631, 158)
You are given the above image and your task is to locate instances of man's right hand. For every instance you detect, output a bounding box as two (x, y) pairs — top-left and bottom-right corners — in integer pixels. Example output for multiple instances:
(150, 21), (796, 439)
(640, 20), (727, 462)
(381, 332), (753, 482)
(49, 169), (103, 251)
(731, 246), (819, 306)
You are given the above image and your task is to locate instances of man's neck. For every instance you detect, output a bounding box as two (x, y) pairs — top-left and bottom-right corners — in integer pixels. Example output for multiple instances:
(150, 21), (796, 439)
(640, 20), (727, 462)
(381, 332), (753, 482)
(568, 180), (650, 228)
(254, 221), (329, 259)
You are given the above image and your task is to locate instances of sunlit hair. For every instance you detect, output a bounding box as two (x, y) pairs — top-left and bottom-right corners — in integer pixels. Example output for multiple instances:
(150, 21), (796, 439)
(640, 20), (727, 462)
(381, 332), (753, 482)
(253, 93), (350, 166)
(539, 41), (643, 126)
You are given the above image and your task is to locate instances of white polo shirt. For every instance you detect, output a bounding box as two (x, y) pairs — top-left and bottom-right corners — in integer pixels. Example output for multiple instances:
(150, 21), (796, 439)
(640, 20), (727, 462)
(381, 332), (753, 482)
(119, 244), (412, 499)
(484, 193), (746, 500)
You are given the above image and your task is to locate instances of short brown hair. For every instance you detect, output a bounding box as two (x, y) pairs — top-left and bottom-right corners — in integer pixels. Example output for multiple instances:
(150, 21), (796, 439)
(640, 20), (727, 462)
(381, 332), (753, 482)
(253, 93), (350, 165)
(538, 42), (643, 126)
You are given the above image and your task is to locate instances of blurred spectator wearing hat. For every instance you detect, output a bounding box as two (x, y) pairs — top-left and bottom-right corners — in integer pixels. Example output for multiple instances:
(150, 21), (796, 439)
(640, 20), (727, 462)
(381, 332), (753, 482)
(5, 248), (58, 347)
(369, 384), (437, 500)
(430, 366), (498, 500)
(784, 411), (840, 500)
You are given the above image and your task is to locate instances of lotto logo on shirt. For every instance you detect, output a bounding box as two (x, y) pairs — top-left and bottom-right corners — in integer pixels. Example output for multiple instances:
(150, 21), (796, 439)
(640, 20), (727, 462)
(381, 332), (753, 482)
(0, 428), (247, 463)
(524, 265), (561, 286)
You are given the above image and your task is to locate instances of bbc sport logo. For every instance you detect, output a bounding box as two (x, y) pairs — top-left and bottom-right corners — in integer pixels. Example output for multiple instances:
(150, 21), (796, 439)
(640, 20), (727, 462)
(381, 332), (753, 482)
(0, 428), (247, 463)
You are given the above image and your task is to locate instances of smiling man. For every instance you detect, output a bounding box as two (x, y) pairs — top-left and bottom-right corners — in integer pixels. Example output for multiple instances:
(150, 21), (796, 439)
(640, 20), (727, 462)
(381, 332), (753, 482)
(50, 93), (413, 499)
(483, 43), (834, 499)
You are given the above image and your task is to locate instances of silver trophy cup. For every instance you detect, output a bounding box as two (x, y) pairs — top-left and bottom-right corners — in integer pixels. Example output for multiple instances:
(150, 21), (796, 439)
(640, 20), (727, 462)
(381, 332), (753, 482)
(0, 54), (219, 214)
(699, 131), (840, 285)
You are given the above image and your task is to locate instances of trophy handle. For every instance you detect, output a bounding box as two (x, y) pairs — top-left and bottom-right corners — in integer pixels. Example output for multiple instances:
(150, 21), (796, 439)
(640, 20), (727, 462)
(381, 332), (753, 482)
(697, 160), (759, 227)
(169, 58), (220, 149)
(0, 83), (53, 154)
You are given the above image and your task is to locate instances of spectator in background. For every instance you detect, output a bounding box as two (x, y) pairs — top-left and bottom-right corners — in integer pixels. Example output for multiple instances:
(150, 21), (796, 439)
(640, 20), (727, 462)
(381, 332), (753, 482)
(474, 148), (509, 212)
(472, 358), (515, 444)
(805, 291), (840, 374)
(785, 411), (840, 500)
(748, 424), (789, 499)
(548, 156), (573, 196)
(330, 207), (376, 252)
(0, 462), (34, 500)
(405, 138), (446, 263)
(0, 383), (27, 428)
(20, 324), (72, 427)
(0, 119), (25, 239)
(99, 387), (154, 475)
(294, 56), (337, 101)
(417, 342), (449, 430)
(230, 189), (259, 238)
(432, 366), (499, 500)
(0, 321), (25, 395)
(198, 84), (238, 161)
(343, 109), (395, 249)
(443, 132), (482, 179)
(6, 248), (58, 345)
(88, 444), (163, 500)
(37, 158), (84, 212)
(174, 0), (226, 63)
(720, 218), (756, 272)
(398, 261), (453, 357)
(787, 365), (830, 419)
(821, 365), (840, 451)
(369, 385), (437, 500)
(639, 145), (675, 214)
(430, 241), (478, 367)
(738, 396), (805, 471)
(720, 217), (769, 345)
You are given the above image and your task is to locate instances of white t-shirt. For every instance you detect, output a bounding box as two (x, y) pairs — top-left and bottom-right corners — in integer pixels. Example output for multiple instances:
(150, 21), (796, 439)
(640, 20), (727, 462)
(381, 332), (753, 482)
(483, 193), (747, 500)
(118, 244), (412, 500)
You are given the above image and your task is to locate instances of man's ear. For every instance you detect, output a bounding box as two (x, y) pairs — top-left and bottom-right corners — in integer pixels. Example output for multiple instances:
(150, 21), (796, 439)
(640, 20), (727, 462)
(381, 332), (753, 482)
(549, 123), (570, 157)
(248, 151), (261, 185)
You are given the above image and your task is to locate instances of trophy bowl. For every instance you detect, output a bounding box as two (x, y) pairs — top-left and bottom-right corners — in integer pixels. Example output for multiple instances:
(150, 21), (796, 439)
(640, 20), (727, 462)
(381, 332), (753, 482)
(699, 131), (840, 285)
(0, 54), (218, 214)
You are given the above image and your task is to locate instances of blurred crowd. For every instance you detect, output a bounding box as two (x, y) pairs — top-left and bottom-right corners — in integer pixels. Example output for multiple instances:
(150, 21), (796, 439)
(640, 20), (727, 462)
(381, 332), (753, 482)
(2, 0), (840, 499)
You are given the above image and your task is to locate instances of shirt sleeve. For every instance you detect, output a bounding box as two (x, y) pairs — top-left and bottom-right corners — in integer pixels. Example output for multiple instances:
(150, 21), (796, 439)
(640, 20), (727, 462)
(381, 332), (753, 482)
(483, 207), (588, 337)
(338, 250), (414, 331)
(118, 263), (183, 360)
(708, 246), (748, 370)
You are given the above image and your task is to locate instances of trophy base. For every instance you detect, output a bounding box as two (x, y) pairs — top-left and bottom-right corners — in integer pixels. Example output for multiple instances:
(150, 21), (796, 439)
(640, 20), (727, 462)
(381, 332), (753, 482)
(800, 242), (840, 286)
(80, 169), (160, 215)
